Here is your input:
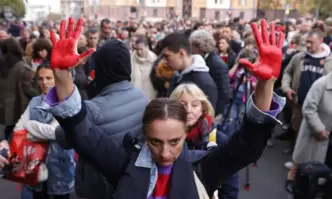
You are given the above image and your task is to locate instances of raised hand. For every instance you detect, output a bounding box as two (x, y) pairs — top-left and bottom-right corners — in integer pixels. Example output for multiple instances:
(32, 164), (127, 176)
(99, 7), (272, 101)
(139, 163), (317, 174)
(239, 19), (284, 81)
(50, 17), (94, 70)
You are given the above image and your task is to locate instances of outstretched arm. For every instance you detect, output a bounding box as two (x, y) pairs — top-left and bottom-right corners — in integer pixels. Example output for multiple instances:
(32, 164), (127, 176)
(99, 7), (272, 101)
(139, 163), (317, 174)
(242, 20), (284, 111)
(51, 89), (129, 182)
(49, 18), (94, 102)
(200, 19), (286, 195)
(39, 18), (127, 182)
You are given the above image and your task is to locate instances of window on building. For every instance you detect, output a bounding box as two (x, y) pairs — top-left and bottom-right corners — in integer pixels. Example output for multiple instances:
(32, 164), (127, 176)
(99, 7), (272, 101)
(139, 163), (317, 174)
(239, 0), (247, 5)
(215, 0), (218, 3)
(214, 11), (220, 20)
(153, 8), (158, 17)
(169, 7), (175, 17)
(220, 0), (222, 3)
(240, 11), (244, 18)
(200, 8), (206, 20)
(37, 11), (43, 19)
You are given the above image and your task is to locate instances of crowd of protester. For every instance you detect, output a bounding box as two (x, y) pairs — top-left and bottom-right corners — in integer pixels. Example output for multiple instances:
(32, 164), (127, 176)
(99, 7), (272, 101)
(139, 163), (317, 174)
(0, 14), (330, 199)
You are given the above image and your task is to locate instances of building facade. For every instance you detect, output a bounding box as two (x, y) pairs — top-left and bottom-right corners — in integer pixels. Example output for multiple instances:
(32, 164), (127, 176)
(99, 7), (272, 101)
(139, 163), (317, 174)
(182, 0), (257, 20)
(85, 0), (169, 21)
(60, 0), (86, 19)
(203, 0), (231, 20)
(231, 0), (257, 20)
(24, 0), (61, 21)
(85, 0), (257, 21)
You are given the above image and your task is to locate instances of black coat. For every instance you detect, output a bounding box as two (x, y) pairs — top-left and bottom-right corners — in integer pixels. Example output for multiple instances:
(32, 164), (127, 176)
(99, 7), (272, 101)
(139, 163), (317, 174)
(74, 66), (89, 100)
(230, 40), (242, 55)
(275, 48), (300, 89)
(324, 36), (332, 46)
(168, 70), (218, 111)
(55, 102), (277, 199)
(226, 50), (237, 69)
(205, 51), (232, 115)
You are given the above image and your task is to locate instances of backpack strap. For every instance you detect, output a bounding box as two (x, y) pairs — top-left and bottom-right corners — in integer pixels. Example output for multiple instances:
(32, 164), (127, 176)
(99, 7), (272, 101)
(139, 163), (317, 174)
(206, 128), (218, 150)
(208, 128), (217, 143)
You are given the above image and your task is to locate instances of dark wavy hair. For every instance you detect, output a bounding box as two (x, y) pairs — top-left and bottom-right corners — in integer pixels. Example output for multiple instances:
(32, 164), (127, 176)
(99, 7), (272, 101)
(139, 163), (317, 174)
(0, 38), (24, 77)
(216, 35), (231, 52)
(36, 63), (51, 73)
(32, 38), (52, 61)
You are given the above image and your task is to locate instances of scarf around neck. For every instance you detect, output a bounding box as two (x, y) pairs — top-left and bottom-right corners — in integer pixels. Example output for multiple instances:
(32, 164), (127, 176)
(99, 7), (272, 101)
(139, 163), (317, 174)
(186, 114), (213, 148)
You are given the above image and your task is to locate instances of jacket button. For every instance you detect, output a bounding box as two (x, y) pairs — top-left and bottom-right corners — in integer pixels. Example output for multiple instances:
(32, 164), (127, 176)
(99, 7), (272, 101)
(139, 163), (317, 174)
(134, 144), (141, 149)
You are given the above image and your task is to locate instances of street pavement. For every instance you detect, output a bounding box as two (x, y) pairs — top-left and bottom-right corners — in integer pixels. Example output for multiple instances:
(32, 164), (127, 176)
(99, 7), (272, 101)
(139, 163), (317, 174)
(0, 126), (293, 199)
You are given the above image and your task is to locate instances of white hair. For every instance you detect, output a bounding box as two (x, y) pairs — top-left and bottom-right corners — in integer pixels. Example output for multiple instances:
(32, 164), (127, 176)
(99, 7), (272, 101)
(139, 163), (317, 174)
(189, 29), (216, 54)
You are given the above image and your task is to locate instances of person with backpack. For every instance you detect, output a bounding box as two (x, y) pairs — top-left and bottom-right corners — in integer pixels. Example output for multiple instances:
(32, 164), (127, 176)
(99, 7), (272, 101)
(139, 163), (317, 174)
(169, 83), (239, 199)
(288, 72), (332, 196)
(282, 29), (332, 189)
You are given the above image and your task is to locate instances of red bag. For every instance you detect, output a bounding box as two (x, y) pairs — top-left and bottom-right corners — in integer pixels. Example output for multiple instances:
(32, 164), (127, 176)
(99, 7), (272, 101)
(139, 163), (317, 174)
(6, 129), (48, 186)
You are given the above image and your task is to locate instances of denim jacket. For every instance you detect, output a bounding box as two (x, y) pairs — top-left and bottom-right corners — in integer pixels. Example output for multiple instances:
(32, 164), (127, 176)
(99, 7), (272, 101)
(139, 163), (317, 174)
(30, 96), (75, 195)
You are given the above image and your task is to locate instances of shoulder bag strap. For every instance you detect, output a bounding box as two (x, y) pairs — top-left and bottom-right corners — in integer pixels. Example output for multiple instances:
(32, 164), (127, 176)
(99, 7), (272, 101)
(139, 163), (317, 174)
(193, 171), (210, 199)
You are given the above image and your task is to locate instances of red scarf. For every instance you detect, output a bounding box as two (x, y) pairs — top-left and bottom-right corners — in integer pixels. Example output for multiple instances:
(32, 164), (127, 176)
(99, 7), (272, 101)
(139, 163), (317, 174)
(221, 55), (228, 64)
(186, 115), (213, 147)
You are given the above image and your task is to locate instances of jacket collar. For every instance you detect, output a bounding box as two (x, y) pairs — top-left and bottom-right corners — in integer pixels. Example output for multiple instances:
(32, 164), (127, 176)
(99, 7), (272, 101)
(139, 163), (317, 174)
(134, 144), (154, 168)
(135, 143), (209, 168)
(115, 143), (205, 199)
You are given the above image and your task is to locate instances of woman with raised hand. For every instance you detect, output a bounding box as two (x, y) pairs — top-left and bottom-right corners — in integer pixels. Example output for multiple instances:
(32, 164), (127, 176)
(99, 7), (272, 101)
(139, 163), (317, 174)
(1, 18), (286, 198)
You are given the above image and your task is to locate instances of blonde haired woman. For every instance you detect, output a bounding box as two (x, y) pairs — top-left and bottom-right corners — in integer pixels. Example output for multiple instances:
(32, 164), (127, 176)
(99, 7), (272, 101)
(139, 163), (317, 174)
(170, 83), (239, 199)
